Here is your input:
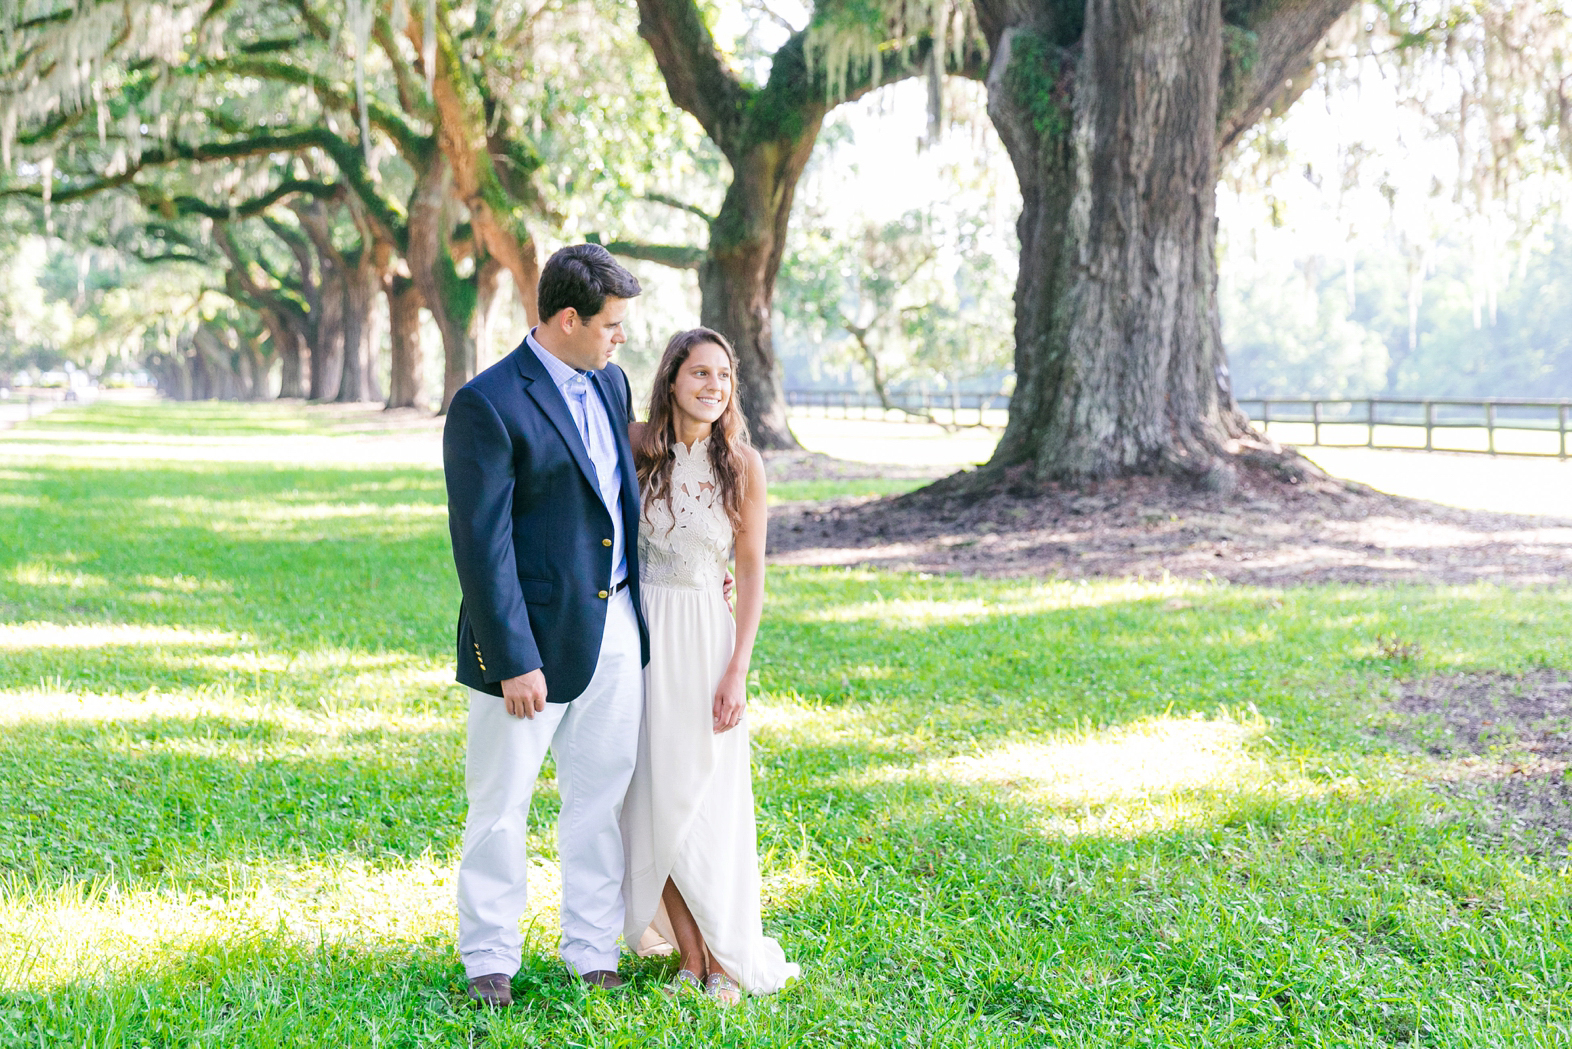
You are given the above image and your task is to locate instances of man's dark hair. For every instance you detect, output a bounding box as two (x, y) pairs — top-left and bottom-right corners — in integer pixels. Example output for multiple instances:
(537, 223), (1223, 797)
(537, 244), (642, 322)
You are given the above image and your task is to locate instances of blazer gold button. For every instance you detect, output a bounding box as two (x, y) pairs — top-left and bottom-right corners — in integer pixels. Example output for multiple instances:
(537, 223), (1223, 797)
(602, 538), (612, 547)
(598, 589), (609, 599)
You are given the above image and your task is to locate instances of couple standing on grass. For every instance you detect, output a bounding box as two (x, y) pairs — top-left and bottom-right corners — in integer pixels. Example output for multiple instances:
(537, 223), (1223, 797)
(443, 243), (798, 1008)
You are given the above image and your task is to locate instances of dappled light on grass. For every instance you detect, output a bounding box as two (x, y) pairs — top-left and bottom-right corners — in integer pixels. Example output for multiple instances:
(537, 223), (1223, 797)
(0, 689), (454, 738)
(138, 495), (448, 526)
(6, 562), (110, 591)
(798, 577), (1212, 626)
(5, 404), (1572, 1043)
(0, 854), (458, 992)
(849, 713), (1327, 840)
(0, 623), (238, 650)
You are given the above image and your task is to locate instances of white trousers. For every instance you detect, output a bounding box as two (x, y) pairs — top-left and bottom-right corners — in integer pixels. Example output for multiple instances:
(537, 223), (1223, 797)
(456, 588), (644, 978)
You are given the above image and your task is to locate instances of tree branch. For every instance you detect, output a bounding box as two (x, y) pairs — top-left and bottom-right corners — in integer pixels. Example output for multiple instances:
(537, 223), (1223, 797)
(1217, 0), (1358, 151)
(635, 0), (749, 154)
(596, 237), (706, 270)
(643, 192), (716, 223)
(2, 126), (407, 250)
(133, 250), (211, 267)
(159, 179), (340, 220)
(214, 57), (426, 159)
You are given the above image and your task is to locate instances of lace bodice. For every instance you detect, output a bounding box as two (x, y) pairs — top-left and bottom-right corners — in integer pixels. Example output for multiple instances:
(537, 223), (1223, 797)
(639, 436), (733, 590)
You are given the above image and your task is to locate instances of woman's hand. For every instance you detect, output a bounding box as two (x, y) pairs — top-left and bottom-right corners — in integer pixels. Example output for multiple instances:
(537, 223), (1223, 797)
(713, 667), (747, 733)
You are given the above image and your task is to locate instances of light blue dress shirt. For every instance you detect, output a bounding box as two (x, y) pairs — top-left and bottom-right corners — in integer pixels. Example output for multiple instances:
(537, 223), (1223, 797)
(526, 331), (627, 587)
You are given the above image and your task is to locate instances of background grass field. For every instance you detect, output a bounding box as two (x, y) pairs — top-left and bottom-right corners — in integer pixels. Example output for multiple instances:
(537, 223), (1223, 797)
(2, 401), (1571, 1046)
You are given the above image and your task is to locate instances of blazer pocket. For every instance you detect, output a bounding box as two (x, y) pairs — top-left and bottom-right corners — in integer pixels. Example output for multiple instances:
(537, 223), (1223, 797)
(518, 577), (555, 605)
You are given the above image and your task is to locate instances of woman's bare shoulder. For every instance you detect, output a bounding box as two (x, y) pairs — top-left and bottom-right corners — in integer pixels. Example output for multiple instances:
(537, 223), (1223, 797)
(740, 444), (766, 483)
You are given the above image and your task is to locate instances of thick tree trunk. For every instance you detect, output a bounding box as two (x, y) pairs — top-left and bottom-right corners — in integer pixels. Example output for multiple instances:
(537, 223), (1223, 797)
(337, 243), (382, 403)
(406, 156), (477, 414)
(192, 324), (243, 400)
(981, 4), (1248, 484)
(385, 275), (425, 409)
(307, 276), (345, 402)
(697, 133), (821, 450)
(239, 333), (270, 399)
(264, 310), (308, 398)
(277, 313), (311, 398)
(473, 256), (506, 371)
(295, 201), (347, 402)
(408, 3), (541, 329)
(969, 0), (1357, 486)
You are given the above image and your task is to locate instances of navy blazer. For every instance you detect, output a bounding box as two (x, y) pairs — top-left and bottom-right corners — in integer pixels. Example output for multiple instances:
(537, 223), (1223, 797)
(443, 341), (650, 702)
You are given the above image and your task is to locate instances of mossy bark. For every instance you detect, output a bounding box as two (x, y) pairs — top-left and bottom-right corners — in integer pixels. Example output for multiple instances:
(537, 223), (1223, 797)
(385, 276), (425, 410)
(636, 2), (980, 449)
(975, 0), (1357, 484)
(406, 156), (477, 415)
(697, 129), (823, 450)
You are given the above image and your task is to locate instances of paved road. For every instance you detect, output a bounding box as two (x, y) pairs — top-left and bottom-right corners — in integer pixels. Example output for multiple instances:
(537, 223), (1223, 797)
(0, 395), (62, 429)
(1303, 447), (1572, 519)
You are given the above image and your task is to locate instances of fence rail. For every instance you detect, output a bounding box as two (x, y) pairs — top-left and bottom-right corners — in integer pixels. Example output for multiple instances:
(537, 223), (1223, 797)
(785, 388), (1572, 458)
(784, 388), (1010, 428)
(1236, 397), (1572, 459)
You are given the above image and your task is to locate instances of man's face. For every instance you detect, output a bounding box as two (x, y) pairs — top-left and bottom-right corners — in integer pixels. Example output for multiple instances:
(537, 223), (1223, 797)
(554, 297), (629, 371)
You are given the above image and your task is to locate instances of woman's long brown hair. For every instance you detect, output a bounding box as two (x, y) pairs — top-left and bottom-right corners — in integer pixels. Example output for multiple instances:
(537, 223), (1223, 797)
(634, 328), (752, 532)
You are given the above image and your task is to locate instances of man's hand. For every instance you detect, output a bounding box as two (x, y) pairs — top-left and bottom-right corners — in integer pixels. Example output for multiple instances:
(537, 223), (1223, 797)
(722, 569), (735, 612)
(501, 669), (548, 719)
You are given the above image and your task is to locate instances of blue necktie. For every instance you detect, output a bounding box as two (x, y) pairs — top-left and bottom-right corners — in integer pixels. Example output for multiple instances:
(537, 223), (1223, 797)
(565, 374), (594, 456)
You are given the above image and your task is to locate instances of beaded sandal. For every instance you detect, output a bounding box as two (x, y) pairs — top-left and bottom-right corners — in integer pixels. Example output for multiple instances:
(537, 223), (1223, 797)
(704, 972), (742, 1007)
(662, 969), (703, 997)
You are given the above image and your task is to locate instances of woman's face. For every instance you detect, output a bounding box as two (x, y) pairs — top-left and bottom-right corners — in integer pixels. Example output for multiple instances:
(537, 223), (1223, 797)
(669, 342), (733, 427)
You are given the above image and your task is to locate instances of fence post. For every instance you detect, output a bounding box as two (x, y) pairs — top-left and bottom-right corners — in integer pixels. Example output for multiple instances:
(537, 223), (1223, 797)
(1312, 400), (1322, 446)
(1486, 400), (1496, 455)
(1424, 400), (1433, 451)
(1367, 398), (1376, 448)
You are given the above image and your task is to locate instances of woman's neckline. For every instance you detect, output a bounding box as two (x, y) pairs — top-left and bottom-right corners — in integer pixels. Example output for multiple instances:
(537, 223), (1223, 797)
(674, 432), (712, 455)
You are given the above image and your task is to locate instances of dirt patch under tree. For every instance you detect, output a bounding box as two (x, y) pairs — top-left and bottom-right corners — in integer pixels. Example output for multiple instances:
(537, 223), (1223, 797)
(1383, 671), (1572, 856)
(765, 452), (1572, 587)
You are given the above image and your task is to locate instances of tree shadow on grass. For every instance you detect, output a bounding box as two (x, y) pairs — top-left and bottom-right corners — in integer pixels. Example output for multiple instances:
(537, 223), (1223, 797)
(3, 460), (1571, 1041)
(0, 713), (473, 882)
(0, 461), (455, 677)
(3, 769), (1566, 1047)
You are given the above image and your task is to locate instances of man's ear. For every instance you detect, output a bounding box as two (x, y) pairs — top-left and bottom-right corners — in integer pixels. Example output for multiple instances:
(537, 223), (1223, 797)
(559, 308), (579, 333)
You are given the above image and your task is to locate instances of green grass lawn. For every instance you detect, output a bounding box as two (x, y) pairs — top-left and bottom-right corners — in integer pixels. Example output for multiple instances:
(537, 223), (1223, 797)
(2, 402), (1571, 1046)
(767, 478), (930, 504)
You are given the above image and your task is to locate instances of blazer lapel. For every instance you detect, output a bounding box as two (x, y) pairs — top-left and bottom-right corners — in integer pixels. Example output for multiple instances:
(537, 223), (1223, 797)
(514, 344), (600, 495)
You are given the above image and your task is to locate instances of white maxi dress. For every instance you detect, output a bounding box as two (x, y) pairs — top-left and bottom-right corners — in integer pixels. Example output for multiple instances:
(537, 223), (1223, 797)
(620, 436), (799, 994)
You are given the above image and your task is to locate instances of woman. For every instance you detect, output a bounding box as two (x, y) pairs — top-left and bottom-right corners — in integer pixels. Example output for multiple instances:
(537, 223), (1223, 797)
(620, 328), (799, 1005)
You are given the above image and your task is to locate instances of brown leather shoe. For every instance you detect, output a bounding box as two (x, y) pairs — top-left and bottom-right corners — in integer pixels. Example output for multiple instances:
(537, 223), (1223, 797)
(578, 969), (625, 990)
(467, 972), (513, 1008)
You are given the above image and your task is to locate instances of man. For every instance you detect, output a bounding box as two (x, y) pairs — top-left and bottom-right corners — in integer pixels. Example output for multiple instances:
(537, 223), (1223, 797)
(444, 243), (648, 1006)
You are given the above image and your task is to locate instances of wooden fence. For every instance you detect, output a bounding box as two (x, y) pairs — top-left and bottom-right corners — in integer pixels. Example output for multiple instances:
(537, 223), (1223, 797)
(786, 388), (1572, 458)
(1235, 397), (1572, 459)
(784, 388), (1010, 428)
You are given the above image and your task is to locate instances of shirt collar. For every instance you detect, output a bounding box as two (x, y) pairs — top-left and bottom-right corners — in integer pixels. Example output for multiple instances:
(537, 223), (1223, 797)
(526, 328), (586, 390)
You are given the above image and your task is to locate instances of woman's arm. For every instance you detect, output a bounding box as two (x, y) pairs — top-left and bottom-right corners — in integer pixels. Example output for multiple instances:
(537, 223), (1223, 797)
(713, 447), (768, 733)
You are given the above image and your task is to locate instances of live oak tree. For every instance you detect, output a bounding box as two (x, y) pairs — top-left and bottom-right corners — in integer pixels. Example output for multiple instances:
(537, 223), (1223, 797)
(1, 0), (558, 411)
(953, 0), (1358, 484)
(633, 0), (984, 448)
(0, 0), (421, 403)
